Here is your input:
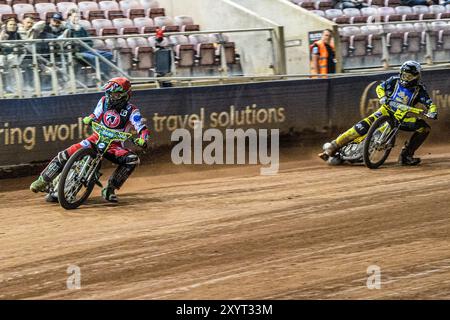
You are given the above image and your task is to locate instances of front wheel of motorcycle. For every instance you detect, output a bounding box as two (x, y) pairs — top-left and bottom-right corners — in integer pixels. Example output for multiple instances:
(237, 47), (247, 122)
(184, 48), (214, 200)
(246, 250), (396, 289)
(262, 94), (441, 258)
(58, 148), (98, 210)
(363, 115), (396, 169)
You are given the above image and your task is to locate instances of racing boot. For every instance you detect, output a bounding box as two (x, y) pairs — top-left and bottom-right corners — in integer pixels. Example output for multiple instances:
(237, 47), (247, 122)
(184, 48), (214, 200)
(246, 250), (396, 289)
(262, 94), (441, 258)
(102, 184), (118, 203)
(398, 149), (421, 166)
(31, 151), (68, 193)
(30, 176), (49, 193)
(318, 140), (339, 161)
(398, 130), (429, 166)
(45, 192), (59, 203)
(398, 144), (421, 166)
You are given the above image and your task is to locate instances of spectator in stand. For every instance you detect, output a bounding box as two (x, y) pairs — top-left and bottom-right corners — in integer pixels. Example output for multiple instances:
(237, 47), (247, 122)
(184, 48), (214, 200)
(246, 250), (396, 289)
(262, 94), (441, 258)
(29, 12), (67, 54)
(0, 17), (23, 93)
(0, 17), (22, 62)
(18, 16), (35, 39)
(155, 26), (166, 49)
(333, 0), (368, 9)
(62, 9), (114, 78)
(0, 17), (21, 42)
(31, 12), (66, 39)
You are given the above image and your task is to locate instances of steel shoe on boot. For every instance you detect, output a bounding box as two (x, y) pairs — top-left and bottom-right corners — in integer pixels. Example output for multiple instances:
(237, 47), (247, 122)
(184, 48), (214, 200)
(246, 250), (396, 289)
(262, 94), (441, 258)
(318, 141), (339, 161)
(102, 186), (118, 203)
(45, 192), (59, 203)
(398, 148), (421, 166)
(30, 176), (49, 193)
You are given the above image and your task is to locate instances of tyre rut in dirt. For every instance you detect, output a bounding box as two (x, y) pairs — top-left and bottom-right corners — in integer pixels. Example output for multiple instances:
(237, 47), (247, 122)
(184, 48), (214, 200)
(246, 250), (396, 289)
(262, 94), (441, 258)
(363, 115), (396, 169)
(57, 148), (97, 210)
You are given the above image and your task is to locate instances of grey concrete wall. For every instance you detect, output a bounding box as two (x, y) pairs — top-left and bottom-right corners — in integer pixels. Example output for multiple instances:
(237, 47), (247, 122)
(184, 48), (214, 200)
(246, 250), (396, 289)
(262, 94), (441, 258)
(230, 0), (338, 74)
(158, 0), (284, 75)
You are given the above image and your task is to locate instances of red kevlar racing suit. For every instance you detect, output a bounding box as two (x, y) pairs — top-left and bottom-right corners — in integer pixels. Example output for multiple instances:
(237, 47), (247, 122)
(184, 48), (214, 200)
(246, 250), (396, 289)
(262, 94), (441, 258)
(41, 96), (149, 190)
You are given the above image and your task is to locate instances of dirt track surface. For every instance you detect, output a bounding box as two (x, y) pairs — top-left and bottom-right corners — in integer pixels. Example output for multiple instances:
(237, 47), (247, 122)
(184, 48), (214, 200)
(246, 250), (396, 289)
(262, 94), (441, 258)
(1, 145), (450, 300)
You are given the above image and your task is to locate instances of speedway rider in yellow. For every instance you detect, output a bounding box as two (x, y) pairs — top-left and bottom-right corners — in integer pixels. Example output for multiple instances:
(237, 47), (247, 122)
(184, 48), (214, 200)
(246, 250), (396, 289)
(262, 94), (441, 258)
(319, 61), (438, 166)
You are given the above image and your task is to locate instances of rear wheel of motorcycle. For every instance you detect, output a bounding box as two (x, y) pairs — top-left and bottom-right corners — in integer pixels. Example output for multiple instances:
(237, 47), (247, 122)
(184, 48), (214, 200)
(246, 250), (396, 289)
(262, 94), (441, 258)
(58, 148), (98, 210)
(363, 115), (396, 169)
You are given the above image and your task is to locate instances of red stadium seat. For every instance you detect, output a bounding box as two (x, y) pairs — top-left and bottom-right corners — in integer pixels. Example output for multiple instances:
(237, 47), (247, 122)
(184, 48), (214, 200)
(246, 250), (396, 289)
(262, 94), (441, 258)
(91, 18), (113, 35)
(153, 16), (179, 32)
(170, 35), (195, 67)
(56, 2), (78, 18)
(174, 15), (199, 32)
(98, 1), (124, 19)
(78, 19), (92, 30)
(127, 37), (154, 69)
(99, 27), (117, 36)
(147, 7), (164, 19)
(133, 16), (155, 33)
(208, 33), (237, 65)
(120, 0), (145, 19)
(112, 17), (138, 34)
(12, 3), (35, 20)
(188, 34), (216, 66)
(0, 4), (14, 21)
(139, 0), (159, 10)
(34, 3), (57, 21)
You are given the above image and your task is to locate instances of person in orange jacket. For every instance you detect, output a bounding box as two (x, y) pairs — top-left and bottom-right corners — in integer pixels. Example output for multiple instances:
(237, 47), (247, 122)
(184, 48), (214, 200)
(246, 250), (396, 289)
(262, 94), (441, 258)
(310, 29), (336, 77)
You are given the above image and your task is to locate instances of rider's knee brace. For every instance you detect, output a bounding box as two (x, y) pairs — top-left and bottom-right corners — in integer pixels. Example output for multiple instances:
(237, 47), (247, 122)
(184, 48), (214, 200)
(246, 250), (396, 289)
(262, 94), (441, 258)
(41, 150), (69, 182)
(336, 123), (365, 147)
(354, 120), (371, 135)
(108, 153), (140, 189)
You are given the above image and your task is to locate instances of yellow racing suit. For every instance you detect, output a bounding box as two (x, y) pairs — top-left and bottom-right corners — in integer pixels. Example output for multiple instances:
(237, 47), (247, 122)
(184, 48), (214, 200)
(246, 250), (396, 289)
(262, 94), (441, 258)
(334, 76), (437, 156)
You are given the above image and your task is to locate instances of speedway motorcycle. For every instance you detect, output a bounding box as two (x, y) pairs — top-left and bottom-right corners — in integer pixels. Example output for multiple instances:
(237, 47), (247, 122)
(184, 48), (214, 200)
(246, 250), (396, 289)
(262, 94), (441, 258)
(363, 102), (426, 169)
(46, 122), (143, 210)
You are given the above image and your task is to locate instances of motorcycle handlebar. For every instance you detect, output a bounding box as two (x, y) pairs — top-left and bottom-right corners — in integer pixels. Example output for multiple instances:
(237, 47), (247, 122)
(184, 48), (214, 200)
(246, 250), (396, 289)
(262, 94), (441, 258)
(89, 121), (148, 149)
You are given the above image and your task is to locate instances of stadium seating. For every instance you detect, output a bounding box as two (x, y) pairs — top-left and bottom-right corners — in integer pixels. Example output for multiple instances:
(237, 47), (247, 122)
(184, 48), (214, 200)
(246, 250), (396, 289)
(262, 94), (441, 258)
(0, 0), (241, 79)
(170, 34), (195, 67)
(188, 34), (216, 66)
(35, 3), (57, 21)
(291, 0), (450, 68)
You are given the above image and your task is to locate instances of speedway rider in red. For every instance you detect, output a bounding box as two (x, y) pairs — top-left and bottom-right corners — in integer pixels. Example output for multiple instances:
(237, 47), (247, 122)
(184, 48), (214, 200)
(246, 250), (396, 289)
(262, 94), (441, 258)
(30, 77), (149, 202)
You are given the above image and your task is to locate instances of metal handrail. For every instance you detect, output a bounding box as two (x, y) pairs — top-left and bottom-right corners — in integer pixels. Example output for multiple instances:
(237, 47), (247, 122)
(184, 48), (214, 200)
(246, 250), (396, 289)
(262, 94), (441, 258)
(0, 27), (282, 97)
(0, 27), (276, 45)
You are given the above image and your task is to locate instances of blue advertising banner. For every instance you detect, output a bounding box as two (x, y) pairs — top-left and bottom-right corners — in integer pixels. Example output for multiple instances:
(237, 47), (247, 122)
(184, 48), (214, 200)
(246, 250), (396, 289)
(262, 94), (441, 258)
(0, 68), (449, 166)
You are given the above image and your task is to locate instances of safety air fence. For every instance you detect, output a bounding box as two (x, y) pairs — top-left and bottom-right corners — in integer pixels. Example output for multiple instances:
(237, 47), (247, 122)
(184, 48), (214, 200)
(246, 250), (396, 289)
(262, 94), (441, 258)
(0, 68), (450, 166)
